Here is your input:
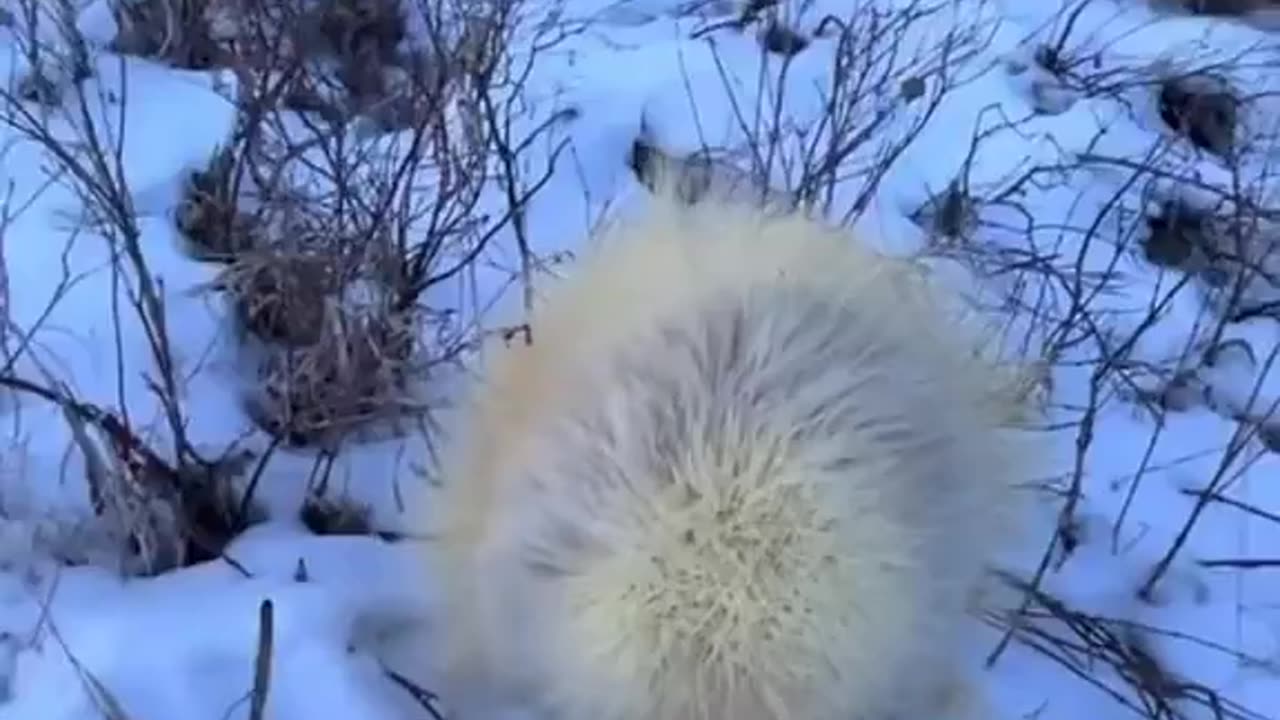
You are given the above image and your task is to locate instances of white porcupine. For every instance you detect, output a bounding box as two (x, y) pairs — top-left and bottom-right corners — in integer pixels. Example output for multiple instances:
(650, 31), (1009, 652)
(428, 194), (1036, 720)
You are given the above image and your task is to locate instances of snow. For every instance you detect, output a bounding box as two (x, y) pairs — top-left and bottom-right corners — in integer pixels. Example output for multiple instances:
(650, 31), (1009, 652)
(0, 0), (1275, 718)
(0, 525), (432, 720)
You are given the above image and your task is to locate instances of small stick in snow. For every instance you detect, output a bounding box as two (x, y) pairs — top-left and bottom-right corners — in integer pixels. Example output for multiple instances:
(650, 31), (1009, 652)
(249, 599), (274, 720)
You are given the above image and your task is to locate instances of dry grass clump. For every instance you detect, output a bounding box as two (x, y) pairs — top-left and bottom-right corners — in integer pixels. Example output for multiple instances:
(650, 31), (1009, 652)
(272, 0), (421, 127)
(108, 0), (431, 131)
(230, 249), (340, 345)
(1142, 197), (1280, 315)
(175, 146), (261, 262)
(109, 0), (229, 70)
(219, 251), (342, 347)
(298, 493), (374, 536)
(199, 237), (420, 449)
(912, 180), (979, 240)
(244, 305), (418, 449)
(1158, 72), (1240, 158)
(176, 139), (427, 449)
(1149, 0), (1280, 24)
(1142, 199), (1213, 272)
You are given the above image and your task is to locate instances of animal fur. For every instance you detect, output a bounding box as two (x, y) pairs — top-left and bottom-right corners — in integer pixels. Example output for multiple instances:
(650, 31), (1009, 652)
(427, 194), (1037, 720)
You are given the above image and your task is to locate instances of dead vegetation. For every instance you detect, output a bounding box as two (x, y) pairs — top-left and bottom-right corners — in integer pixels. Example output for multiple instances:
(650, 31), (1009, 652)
(298, 492), (374, 536)
(153, 0), (561, 453)
(912, 180), (979, 239)
(982, 570), (1274, 720)
(0, 0), (573, 577)
(174, 145), (258, 261)
(0, 0), (1276, 716)
(1158, 72), (1239, 158)
(1149, 0), (1280, 25)
(633, 0), (984, 224)
(221, 252), (342, 347)
(874, 2), (1280, 716)
(109, 0), (228, 69)
(245, 309), (418, 449)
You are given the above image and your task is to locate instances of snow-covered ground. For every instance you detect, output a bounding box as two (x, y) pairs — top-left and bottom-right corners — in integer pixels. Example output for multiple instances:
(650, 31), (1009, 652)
(0, 0), (1276, 718)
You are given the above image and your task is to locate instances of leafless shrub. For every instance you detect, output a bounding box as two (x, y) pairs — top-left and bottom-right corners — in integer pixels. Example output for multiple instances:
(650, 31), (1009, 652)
(0, 57), (255, 572)
(639, 0), (1000, 224)
(167, 0), (581, 452)
(636, 14), (1280, 716)
(1010, 0), (1274, 134)
(908, 30), (1280, 717)
(0, 375), (263, 574)
(982, 570), (1275, 720)
(3, 0), (93, 107)
(954, 136), (1276, 540)
(670, 19), (1262, 720)
(0, 0), (578, 573)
